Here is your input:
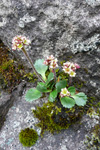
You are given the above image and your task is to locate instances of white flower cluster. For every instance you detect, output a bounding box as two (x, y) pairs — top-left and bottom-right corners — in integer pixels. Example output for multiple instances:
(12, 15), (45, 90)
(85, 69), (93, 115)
(60, 88), (71, 98)
(44, 55), (58, 69)
(62, 61), (80, 77)
(12, 35), (30, 50)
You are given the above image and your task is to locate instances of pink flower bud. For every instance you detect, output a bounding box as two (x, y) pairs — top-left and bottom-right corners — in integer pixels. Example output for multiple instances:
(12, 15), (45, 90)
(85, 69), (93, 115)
(75, 63), (80, 69)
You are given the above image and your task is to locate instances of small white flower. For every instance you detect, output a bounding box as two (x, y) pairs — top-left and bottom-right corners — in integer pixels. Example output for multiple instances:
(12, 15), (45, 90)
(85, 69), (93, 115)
(43, 55), (55, 66)
(69, 70), (76, 77)
(47, 55), (54, 61)
(12, 35), (30, 50)
(60, 88), (71, 97)
(63, 61), (71, 67)
(70, 63), (76, 71)
(49, 58), (58, 69)
(62, 61), (80, 76)
(63, 67), (71, 74)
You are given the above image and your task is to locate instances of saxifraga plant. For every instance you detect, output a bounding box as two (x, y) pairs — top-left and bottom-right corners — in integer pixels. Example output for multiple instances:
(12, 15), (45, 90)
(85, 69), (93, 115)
(12, 35), (88, 141)
(12, 35), (87, 109)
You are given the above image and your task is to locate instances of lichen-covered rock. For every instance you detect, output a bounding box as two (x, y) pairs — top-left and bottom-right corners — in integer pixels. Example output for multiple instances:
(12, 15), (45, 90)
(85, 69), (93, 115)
(62, 48), (100, 100)
(0, 0), (100, 57)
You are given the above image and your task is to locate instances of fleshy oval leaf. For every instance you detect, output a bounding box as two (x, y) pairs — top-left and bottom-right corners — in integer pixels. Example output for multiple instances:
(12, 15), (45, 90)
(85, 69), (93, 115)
(45, 72), (54, 85)
(68, 86), (75, 95)
(48, 89), (57, 102)
(36, 82), (51, 93)
(72, 93), (87, 106)
(34, 59), (48, 80)
(25, 88), (42, 102)
(60, 96), (75, 108)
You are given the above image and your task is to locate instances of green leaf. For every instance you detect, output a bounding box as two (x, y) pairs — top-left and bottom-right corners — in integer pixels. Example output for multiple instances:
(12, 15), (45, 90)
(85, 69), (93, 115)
(45, 72), (54, 85)
(34, 59), (48, 80)
(36, 82), (51, 93)
(72, 92), (87, 106)
(25, 88), (42, 102)
(48, 89), (57, 102)
(76, 92), (87, 97)
(68, 86), (75, 95)
(56, 80), (67, 93)
(60, 97), (75, 108)
(36, 82), (46, 92)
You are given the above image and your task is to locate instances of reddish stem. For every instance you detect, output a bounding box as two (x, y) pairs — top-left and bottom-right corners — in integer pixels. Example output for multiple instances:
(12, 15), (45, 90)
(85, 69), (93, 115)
(22, 47), (45, 83)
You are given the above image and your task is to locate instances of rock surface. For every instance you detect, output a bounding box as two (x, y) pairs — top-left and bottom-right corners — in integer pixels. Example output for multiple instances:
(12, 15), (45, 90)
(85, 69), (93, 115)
(0, 0), (100, 97)
(0, 0), (100, 57)
(0, 92), (11, 130)
(0, 0), (100, 149)
(0, 81), (26, 130)
(0, 83), (99, 150)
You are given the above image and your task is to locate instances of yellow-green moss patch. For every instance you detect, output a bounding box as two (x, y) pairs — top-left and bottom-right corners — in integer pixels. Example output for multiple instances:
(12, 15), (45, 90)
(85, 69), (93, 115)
(19, 128), (38, 147)
(32, 101), (84, 136)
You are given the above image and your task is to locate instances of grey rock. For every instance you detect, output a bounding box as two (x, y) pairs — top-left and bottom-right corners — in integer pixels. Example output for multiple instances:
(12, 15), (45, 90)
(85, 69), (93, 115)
(0, 84), (99, 150)
(0, 92), (11, 130)
(0, 0), (100, 58)
(0, 81), (26, 130)
(0, 1), (100, 149)
(62, 49), (100, 99)
(0, 0), (99, 99)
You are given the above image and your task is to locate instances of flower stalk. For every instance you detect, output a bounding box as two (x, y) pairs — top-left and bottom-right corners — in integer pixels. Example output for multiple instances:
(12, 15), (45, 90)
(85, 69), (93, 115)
(69, 76), (72, 87)
(22, 47), (45, 83)
(53, 69), (57, 83)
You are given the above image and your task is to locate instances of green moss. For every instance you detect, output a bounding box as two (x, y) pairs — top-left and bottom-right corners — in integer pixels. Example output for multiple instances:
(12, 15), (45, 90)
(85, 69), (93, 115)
(33, 102), (65, 136)
(85, 124), (100, 149)
(0, 58), (24, 90)
(87, 107), (99, 118)
(87, 96), (100, 112)
(0, 42), (25, 91)
(32, 101), (84, 136)
(0, 41), (37, 91)
(1, 60), (14, 70)
(85, 96), (100, 149)
(57, 71), (69, 81)
(23, 72), (37, 83)
(19, 128), (38, 147)
(73, 78), (86, 89)
(92, 124), (100, 141)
